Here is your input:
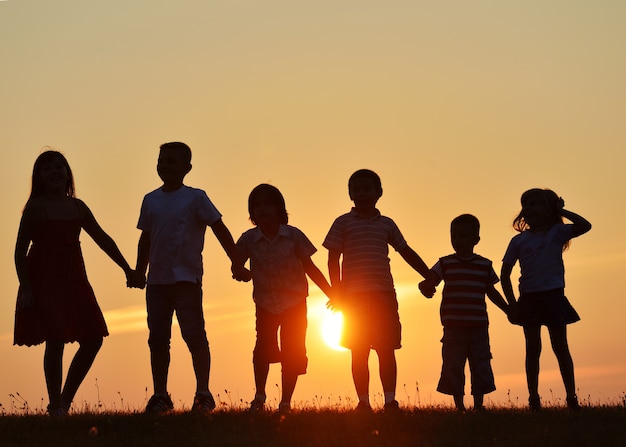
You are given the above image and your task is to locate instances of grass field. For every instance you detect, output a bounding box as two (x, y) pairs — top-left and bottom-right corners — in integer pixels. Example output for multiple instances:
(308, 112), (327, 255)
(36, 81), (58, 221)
(1, 404), (624, 447)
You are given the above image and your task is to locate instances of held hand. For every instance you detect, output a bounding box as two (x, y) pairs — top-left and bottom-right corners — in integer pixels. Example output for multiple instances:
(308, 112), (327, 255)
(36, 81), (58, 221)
(507, 301), (520, 325)
(232, 265), (252, 282)
(126, 270), (146, 289)
(325, 286), (343, 311)
(418, 280), (436, 299)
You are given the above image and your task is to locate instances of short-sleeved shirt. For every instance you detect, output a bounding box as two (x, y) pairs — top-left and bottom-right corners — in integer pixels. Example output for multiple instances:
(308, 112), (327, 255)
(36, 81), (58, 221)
(137, 185), (222, 285)
(237, 224), (317, 314)
(502, 224), (574, 294)
(323, 208), (408, 295)
(430, 254), (499, 328)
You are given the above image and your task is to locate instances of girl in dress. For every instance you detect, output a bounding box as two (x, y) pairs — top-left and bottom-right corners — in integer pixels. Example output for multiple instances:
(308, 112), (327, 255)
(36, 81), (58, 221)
(14, 150), (135, 415)
(500, 188), (591, 410)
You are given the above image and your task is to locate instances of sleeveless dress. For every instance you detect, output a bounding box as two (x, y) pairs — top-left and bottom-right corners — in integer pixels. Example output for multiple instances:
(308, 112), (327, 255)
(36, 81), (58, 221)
(14, 217), (109, 346)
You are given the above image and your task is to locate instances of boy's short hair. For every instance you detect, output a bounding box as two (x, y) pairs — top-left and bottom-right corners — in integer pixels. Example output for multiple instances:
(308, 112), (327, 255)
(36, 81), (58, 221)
(248, 183), (289, 225)
(451, 214), (480, 238)
(160, 142), (192, 164)
(348, 169), (382, 195)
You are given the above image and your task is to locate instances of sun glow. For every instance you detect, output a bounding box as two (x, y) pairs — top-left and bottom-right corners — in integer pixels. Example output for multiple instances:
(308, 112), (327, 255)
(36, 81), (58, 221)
(321, 310), (347, 351)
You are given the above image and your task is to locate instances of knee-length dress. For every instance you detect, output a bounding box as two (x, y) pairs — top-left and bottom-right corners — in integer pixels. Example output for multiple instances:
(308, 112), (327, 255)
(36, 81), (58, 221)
(14, 218), (109, 346)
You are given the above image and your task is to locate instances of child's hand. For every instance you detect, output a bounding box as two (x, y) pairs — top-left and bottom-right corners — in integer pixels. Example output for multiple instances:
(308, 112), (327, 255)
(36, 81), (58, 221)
(232, 265), (252, 282)
(507, 302), (520, 324)
(325, 286), (343, 311)
(126, 270), (146, 289)
(419, 280), (436, 298)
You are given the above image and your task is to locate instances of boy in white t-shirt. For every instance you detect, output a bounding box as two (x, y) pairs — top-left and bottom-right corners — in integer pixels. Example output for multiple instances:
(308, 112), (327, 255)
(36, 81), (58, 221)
(131, 142), (249, 414)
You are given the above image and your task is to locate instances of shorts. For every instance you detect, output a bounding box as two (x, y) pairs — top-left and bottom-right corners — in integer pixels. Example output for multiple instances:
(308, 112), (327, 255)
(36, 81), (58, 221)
(514, 288), (580, 327)
(437, 326), (495, 396)
(146, 282), (209, 353)
(253, 299), (308, 376)
(339, 291), (401, 350)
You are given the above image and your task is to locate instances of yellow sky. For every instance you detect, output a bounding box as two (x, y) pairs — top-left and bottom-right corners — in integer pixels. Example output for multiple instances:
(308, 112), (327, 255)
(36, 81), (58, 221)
(1, 1), (625, 411)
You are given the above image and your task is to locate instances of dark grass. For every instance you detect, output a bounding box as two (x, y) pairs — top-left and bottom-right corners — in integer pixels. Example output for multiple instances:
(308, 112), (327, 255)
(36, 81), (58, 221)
(1, 406), (625, 447)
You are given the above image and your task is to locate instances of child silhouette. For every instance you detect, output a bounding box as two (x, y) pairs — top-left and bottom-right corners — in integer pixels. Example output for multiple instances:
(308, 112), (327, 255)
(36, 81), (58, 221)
(14, 150), (135, 416)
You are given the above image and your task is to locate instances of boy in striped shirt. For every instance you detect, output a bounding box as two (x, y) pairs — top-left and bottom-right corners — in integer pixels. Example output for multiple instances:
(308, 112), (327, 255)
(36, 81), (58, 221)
(324, 169), (432, 411)
(419, 214), (509, 411)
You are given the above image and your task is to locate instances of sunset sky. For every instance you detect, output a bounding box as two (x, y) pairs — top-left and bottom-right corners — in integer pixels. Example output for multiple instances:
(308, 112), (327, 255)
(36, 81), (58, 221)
(1, 1), (625, 411)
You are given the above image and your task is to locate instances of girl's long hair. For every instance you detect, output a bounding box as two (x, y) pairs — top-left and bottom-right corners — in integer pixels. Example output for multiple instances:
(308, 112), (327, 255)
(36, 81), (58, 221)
(26, 149), (75, 206)
(513, 188), (569, 250)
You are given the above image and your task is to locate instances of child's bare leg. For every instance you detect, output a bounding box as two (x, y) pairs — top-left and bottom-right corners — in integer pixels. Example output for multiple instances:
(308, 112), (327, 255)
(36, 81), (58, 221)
(453, 394), (466, 412)
(351, 347), (370, 404)
(473, 394), (484, 410)
(523, 326), (542, 403)
(190, 348), (210, 393)
(61, 338), (103, 406)
(44, 341), (64, 409)
(281, 371), (298, 406)
(376, 348), (397, 403)
(253, 361), (270, 399)
(548, 325), (576, 399)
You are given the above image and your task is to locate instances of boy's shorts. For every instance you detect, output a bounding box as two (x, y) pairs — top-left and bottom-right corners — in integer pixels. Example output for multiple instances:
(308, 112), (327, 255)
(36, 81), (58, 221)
(339, 291), (401, 351)
(437, 326), (495, 396)
(253, 299), (308, 376)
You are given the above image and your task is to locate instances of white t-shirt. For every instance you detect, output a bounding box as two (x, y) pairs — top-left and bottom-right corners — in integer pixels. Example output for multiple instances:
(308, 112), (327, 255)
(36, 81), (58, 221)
(502, 223), (574, 294)
(138, 185), (221, 285)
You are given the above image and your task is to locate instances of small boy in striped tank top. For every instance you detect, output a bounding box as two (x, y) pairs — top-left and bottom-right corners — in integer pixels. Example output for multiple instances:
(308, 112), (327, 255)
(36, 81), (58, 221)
(324, 169), (432, 412)
(419, 214), (509, 411)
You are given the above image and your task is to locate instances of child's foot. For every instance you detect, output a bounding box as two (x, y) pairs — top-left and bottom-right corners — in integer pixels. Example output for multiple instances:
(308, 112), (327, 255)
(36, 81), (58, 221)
(145, 394), (174, 414)
(566, 395), (581, 411)
(47, 401), (69, 417)
(355, 401), (372, 412)
(383, 400), (400, 413)
(278, 402), (291, 415)
(249, 398), (265, 411)
(528, 396), (541, 412)
(191, 391), (216, 414)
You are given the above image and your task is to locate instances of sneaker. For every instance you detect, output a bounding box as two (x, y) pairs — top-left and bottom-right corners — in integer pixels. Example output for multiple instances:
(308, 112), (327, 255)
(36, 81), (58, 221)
(528, 396), (541, 412)
(278, 402), (291, 415)
(383, 400), (401, 413)
(47, 402), (69, 417)
(191, 392), (216, 414)
(355, 401), (373, 412)
(249, 398), (265, 411)
(145, 394), (174, 414)
(566, 395), (581, 411)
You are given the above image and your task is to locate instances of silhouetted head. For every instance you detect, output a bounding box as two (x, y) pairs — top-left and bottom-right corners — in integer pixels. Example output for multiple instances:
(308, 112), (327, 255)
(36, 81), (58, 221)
(348, 169), (383, 211)
(29, 149), (75, 200)
(248, 183), (288, 226)
(450, 214), (480, 257)
(513, 188), (564, 232)
(158, 142), (192, 188)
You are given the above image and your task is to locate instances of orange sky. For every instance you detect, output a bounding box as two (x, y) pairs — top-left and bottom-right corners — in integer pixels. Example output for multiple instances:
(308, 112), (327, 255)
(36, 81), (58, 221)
(1, 1), (625, 411)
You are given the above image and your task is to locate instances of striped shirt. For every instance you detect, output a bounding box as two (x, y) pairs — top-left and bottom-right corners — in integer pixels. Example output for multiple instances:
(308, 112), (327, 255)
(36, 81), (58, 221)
(323, 208), (408, 294)
(431, 254), (499, 327)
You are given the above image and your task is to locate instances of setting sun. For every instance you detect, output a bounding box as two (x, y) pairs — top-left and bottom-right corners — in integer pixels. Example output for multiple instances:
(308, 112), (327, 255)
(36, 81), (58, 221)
(320, 310), (347, 352)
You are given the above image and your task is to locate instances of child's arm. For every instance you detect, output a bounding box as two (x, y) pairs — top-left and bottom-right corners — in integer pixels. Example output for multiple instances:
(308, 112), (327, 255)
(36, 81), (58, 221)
(486, 284), (509, 315)
(302, 257), (333, 298)
(211, 219), (251, 281)
(326, 249), (342, 309)
(79, 200), (134, 279)
(398, 245), (431, 279)
(133, 230), (151, 289)
(14, 203), (42, 308)
(560, 207), (592, 238)
(500, 262), (516, 306)
(327, 249), (342, 288)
